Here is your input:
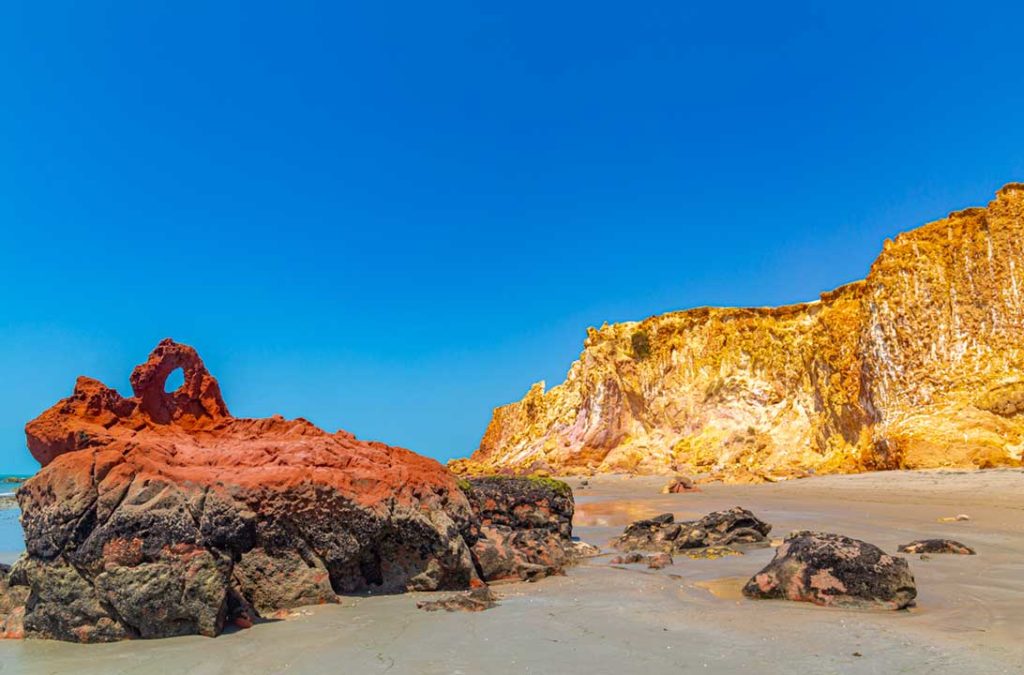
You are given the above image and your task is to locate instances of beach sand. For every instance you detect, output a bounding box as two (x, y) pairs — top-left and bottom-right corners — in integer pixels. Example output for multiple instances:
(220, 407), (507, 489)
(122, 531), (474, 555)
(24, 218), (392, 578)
(1, 469), (1021, 674)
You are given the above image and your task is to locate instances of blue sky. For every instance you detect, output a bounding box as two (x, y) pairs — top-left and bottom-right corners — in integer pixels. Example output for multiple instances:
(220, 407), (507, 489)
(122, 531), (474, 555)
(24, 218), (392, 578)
(2, 2), (1023, 475)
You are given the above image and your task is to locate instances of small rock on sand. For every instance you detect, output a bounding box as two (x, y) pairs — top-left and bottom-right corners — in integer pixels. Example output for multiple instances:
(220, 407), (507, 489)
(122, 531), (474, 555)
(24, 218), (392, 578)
(661, 475), (699, 494)
(572, 541), (602, 558)
(417, 588), (499, 613)
(646, 553), (673, 569)
(609, 551), (674, 569)
(609, 552), (646, 565)
(898, 539), (976, 555)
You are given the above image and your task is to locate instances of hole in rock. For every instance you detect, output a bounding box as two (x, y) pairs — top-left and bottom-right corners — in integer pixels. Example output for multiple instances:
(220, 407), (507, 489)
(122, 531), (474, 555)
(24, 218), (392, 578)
(164, 367), (184, 393)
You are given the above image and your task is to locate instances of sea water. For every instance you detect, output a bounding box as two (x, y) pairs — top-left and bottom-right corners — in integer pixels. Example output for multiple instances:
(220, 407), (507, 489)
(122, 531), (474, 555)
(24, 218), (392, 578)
(0, 476), (28, 563)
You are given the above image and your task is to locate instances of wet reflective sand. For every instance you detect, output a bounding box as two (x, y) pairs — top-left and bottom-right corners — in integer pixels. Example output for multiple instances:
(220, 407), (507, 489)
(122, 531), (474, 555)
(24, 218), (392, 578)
(2, 469), (1022, 674)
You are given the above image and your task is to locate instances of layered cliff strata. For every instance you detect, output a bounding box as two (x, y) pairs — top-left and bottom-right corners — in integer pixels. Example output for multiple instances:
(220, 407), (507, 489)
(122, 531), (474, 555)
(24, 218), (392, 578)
(453, 184), (1024, 479)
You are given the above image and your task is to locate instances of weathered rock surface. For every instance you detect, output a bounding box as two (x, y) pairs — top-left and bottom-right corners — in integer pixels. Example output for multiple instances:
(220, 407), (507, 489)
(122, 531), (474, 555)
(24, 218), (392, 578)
(612, 508), (771, 553)
(743, 531), (917, 609)
(9, 340), (578, 642)
(453, 185), (1024, 480)
(898, 539), (976, 555)
(462, 476), (577, 582)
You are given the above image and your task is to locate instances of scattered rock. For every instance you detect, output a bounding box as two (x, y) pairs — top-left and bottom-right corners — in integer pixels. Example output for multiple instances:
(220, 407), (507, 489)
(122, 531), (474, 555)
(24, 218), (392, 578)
(613, 507), (771, 553)
(417, 587), (499, 612)
(661, 475), (699, 494)
(609, 552), (646, 565)
(646, 553), (673, 569)
(938, 514), (971, 523)
(742, 531), (917, 610)
(898, 539), (976, 555)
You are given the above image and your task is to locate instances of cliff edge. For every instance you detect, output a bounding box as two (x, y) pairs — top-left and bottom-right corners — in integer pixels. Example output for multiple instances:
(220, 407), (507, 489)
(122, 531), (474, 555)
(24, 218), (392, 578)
(453, 184), (1024, 480)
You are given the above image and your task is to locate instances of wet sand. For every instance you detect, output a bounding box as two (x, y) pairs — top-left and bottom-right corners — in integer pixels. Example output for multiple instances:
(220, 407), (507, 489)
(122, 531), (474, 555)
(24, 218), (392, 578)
(2, 469), (1021, 674)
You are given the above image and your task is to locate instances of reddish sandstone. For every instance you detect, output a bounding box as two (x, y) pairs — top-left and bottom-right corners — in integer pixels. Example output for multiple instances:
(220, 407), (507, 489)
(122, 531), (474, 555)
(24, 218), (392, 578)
(16, 339), (483, 642)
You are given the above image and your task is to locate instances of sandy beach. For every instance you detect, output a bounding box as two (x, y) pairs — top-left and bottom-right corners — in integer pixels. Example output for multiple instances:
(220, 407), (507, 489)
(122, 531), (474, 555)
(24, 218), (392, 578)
(1, 468), (1021, 674)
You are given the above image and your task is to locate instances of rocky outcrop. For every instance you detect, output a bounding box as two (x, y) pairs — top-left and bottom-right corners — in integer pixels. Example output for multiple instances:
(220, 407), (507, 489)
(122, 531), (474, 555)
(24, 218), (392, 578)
(453, 184), (1024, 479)
(898, 539), (976, 555)
(461, 476), (577, 582)
(612, 508), (771, 553)
(9, 340), (579, 642)
(743, 532), (917, 609)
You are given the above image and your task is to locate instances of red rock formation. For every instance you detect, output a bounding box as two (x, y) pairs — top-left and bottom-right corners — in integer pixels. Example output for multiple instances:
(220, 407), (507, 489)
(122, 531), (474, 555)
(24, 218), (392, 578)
(12, 339), (584, 642)
(16, 339), (484, 642)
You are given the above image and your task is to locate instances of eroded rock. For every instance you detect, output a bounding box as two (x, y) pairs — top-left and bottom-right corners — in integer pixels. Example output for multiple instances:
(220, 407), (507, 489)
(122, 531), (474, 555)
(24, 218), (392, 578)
(462, 476), (578, 582)
(742, 531), (917, 610)
(13, 340), (492, 642)
(612, 507), (771, 553)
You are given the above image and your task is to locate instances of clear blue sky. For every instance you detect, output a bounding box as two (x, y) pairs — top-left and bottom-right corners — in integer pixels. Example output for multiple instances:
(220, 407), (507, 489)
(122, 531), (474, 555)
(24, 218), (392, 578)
(2, 2), (1023, 475)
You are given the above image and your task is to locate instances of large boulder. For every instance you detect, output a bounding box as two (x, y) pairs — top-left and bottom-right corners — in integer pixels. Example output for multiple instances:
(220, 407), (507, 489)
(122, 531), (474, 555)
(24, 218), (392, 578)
(612, 507), (771, 553)
(743, 531), (917, 609)
(11, 339), (491, 642)
(461, 476), (577, 582)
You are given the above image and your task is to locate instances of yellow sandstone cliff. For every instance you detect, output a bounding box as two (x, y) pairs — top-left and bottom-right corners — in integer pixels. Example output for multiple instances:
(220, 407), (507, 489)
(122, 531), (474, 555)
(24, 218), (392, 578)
(452, 184), (1024, 481)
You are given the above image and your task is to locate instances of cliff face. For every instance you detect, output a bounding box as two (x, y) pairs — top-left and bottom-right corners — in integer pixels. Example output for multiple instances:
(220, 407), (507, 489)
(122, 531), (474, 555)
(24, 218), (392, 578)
(453, 184), (1024, 480)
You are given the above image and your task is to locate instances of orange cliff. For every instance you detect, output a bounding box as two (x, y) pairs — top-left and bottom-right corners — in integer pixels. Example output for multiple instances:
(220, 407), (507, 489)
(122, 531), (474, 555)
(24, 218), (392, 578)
(452, 184), (1024, 481)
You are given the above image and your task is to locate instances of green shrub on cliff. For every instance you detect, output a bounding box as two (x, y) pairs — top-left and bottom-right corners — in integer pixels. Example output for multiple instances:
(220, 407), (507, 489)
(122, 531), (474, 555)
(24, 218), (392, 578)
(631, 330), (651, 360)
(466, 474), (573, 498)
